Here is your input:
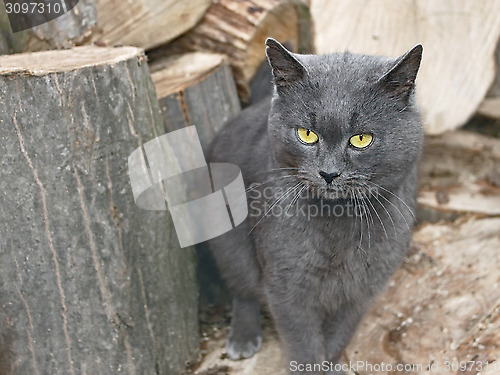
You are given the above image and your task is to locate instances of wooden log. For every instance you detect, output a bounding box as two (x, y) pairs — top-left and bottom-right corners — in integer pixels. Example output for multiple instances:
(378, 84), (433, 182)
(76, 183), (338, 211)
(150, 0), (301, 103)
(0, 0), (96, 54)
(0, 0), (210, 54)
(486, 40), (500, 98)
(311, 0), (500, 135)
(150, 52), (241, 306)
(417, 130), (500, 219)
(477, 97), (500, 119)
(91, 0), (211, 50)
(418, 183), (500, 216)
(0, 46), (199, 375)
(150, 52), (241, 152)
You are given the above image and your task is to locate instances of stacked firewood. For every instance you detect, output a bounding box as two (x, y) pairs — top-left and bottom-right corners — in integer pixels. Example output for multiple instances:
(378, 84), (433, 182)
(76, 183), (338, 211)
(1, 1), (499, 375)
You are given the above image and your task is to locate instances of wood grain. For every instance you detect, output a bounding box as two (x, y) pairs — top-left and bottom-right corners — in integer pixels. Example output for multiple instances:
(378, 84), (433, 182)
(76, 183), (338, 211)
(311, 0), (500, 134)
(154, 0), (300, 102)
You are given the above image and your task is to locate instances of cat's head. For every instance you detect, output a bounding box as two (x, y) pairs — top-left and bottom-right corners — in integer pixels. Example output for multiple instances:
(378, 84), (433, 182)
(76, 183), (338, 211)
(265, 38), (423, 200)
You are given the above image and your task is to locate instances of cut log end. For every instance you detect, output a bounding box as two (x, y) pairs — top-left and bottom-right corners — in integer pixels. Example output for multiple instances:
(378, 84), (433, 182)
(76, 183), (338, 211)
(0, 46), (144, 75)
(150, 0), (301, 103)
(151, 52), (227, 97)
(150, 51), (241, 153)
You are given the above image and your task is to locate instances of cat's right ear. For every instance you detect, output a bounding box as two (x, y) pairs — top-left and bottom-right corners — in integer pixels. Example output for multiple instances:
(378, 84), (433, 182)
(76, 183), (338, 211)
(377, 44), (423, 102)
(265, 38), (305, 92)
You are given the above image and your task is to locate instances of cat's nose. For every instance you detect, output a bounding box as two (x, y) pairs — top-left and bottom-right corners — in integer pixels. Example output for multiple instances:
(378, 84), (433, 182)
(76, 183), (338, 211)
(319, 171), (341, 184)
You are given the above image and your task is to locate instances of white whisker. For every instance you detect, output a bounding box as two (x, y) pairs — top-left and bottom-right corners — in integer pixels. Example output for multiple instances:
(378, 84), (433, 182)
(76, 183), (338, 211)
(248, 181), (303, 234)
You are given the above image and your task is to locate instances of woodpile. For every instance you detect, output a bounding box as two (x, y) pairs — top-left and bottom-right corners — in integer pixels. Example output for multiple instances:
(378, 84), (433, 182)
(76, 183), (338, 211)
(91, 0), (211, 50)
(1, 1), (500, 374)
(150, 0), (303, 102)
(0, 0), (210, 53)
(311, 0), (500, 135)
(0, 0), (96, 53)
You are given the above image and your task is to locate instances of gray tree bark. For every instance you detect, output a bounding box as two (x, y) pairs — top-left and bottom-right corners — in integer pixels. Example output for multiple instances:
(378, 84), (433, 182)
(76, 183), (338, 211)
(150, 52), (241, 305)
(0, 0), (96, 55)
(150, 52), (241, 152)
(0, 46), (198, 375)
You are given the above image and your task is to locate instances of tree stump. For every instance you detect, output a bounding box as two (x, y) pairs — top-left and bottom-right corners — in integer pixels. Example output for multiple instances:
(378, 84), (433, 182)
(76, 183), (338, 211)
(150, 0), (301, 103)
(0, 46), (198, 375)
(150, 52), (241, 152)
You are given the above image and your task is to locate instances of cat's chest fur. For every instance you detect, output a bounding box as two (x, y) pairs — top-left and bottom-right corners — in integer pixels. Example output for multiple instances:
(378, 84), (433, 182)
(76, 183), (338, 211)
(249, 185), (410, 313)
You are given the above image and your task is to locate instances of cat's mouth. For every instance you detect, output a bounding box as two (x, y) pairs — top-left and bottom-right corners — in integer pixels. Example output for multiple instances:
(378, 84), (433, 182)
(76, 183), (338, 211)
(290, 171), (371, 201)
(308, 179), (370, 201)
(308, 183), (352, 200)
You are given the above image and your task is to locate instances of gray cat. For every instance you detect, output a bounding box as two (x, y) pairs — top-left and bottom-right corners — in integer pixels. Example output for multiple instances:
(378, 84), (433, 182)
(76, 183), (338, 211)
(208, 39), (423, 375)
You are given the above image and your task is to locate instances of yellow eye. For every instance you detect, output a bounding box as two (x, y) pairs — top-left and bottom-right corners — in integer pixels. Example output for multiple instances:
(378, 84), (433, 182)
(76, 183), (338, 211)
(297, 128), (319, 144)
(349, 133), (373, 149)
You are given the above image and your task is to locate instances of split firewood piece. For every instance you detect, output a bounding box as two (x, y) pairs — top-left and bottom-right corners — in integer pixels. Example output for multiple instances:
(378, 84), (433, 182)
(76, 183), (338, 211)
(152, 0), (301, 102)
(311, 0), (500, 135)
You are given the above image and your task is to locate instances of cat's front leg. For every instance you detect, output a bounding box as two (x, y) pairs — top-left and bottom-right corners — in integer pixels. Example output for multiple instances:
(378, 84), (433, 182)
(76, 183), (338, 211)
(323, 304), (365, 375)
(226, 297), (262, 360)
(266, 292), (326, 374)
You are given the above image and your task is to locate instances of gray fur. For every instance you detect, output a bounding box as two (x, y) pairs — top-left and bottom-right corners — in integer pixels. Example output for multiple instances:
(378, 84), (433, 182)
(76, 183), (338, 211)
(208, 39), (423, 374)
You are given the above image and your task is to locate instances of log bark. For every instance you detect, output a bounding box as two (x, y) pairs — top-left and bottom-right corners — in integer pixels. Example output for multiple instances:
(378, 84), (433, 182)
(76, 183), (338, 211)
(150, 0), (301, 103)
(150, 52), (241, 306)
(0, 46), (199, 375)
(0, 0), (96, 54)
(311, 0), (500, 135)
(150, 52), (241, 152)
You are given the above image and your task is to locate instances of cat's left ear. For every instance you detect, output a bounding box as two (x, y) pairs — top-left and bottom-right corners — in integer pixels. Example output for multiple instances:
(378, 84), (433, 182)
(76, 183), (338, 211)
(377, 44), (423, 101)
(266, 38), (306, 92)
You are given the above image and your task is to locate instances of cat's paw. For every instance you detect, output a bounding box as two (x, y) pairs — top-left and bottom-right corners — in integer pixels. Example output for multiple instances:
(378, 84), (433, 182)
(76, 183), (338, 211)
(225, 334), (262, 360)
